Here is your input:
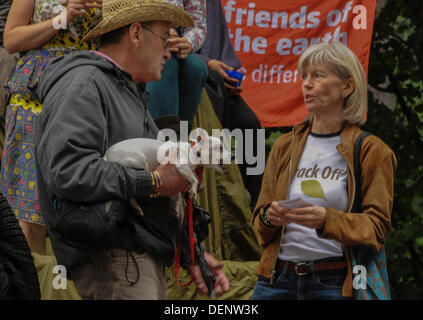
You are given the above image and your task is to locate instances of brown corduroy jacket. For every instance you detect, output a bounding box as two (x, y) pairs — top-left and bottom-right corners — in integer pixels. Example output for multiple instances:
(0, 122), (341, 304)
(252, 121), (397, 298)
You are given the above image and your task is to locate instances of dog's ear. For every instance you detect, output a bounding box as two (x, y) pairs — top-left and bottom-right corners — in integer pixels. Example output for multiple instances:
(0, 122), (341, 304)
(189, 127), (209, 145)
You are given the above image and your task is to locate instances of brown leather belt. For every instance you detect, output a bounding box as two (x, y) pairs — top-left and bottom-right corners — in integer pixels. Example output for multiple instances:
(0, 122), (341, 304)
(276, 259), (347, 276)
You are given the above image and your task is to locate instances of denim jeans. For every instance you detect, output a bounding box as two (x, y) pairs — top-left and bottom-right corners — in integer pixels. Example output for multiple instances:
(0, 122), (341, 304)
(146, 53), (208, 122)
(252, 262), (352, 300)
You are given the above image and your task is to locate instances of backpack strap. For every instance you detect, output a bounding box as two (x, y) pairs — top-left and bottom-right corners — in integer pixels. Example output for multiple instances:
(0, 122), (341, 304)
(352, 131), (372, 213)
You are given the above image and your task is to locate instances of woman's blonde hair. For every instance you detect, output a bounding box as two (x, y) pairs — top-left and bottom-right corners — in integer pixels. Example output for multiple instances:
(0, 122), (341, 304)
(297, 42), (368, 125)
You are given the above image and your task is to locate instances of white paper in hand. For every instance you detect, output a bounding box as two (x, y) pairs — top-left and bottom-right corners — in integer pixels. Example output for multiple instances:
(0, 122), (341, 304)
(277, 198), (313, 209)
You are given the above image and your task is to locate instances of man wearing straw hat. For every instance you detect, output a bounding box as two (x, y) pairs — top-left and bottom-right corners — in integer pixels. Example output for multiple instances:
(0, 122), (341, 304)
(35, 0), (229, 300)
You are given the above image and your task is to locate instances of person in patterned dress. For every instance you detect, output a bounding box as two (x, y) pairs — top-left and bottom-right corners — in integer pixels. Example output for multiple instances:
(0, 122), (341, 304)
(145, 0), (208, 132)
(1, 0), (102, 255)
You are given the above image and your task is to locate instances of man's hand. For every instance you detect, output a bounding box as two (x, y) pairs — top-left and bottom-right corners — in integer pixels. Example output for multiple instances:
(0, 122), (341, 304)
(194, 253), (230, 297)
(168, 37), (193, 59)
(154, 163), (188, 197)
(206, 59), (243, 95)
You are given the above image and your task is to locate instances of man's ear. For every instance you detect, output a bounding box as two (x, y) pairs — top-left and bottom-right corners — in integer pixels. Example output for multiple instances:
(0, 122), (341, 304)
(128, 23), (143, 47)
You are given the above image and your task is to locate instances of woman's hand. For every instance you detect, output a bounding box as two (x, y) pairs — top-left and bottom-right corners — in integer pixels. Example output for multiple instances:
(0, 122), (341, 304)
(267, 201), (291, 227)
(266, 201), (327, 229)
(206, 59), (243, 95)
(283, 205), (327, 229)
(65, 0), (102, 25)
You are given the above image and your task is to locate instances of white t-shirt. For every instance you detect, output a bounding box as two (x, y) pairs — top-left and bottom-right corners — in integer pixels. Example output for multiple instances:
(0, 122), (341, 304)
(279, 132), (347, 262)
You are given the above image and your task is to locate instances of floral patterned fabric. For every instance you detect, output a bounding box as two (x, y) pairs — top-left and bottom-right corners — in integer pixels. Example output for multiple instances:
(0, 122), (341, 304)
(1, 0), (101, 224)
(165, 0), (206, 52)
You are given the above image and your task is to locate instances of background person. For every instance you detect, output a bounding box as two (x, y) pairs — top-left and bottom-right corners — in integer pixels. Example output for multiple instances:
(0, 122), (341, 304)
(0, 191), (40, 300)
(1, 0), (102, 255)
(251, 42), (397, 300)
(195, 0), (263, 211)
(146, 0), (208, 132)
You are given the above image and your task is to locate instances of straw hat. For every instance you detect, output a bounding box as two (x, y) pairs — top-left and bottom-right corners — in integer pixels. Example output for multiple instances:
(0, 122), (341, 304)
(83, 0), (194, 42)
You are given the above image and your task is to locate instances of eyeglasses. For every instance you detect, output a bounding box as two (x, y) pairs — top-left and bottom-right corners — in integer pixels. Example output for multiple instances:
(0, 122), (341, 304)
(142, 25), (170, 49)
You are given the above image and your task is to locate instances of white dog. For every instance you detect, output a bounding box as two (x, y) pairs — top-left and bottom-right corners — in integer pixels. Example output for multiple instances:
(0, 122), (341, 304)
(104, 128), (232, 216)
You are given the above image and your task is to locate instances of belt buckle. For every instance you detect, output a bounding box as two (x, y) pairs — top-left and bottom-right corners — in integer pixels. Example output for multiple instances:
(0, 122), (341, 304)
(294, 262), (310, 276)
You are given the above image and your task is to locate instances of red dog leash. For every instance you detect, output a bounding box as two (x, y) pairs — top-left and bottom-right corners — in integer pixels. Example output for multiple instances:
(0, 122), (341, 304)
(175, 167), (204, 288)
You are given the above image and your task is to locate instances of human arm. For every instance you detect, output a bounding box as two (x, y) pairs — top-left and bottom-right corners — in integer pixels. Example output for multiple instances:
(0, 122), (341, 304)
(4, 0), (101, 53)
(316, 136), (397, 251)
(206, 59), (243, 95)
(252, 136), (289, 246)
(168, 0), (206, 59)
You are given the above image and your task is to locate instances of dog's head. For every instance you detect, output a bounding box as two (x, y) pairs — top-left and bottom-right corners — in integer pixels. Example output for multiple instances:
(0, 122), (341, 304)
(189, 128), (233, 171)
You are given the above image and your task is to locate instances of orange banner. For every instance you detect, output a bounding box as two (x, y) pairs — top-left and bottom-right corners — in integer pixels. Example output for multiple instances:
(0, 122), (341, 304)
(222, 0), (377, 127)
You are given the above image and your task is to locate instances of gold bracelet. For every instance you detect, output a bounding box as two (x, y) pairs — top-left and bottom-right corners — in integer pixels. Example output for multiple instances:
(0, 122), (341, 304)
(152, 170), (163, 188)
(155, 170), (163, 186)
(150, 172), (156, 187)
(149, 171), (160, 198)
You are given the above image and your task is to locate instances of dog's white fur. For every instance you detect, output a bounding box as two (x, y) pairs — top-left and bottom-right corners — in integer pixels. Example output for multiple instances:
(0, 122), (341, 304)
(103, 128), (232, 216)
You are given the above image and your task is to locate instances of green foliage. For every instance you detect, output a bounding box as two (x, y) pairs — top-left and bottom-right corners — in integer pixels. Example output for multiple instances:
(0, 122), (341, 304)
(364, 0), (423, 300)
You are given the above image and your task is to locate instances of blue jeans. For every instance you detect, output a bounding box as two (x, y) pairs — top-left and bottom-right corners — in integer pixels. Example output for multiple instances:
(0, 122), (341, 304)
(146, 54), (208, 122)
(252, 262), (352, 300)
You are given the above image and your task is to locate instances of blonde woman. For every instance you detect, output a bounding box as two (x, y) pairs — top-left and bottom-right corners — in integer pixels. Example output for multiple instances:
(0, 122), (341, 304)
(251, 42), (397, 300)
(1, 0), (101, 255)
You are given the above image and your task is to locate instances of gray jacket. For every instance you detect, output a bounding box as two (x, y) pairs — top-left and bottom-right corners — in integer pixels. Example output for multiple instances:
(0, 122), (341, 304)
(36, 51), (179, 271)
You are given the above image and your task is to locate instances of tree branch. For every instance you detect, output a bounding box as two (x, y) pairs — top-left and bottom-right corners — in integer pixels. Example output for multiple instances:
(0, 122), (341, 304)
(373, 49), (423, 146)
(373, 85), (394, 93)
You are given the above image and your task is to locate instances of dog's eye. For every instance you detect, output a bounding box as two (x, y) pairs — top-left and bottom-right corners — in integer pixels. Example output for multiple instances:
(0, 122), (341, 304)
(197, 136), (202, 142)
(197, 151), (201, 157)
